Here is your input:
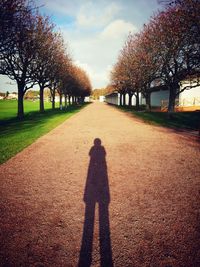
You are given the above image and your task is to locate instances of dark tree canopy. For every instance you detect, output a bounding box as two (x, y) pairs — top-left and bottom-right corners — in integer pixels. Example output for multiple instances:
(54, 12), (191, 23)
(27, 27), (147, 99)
(0, 0), (92, 118)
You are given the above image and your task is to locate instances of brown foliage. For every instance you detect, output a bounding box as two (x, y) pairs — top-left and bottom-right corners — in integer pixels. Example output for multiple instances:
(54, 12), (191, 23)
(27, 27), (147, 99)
(111, 0), (200, 112)
(0, 0), (92, 117)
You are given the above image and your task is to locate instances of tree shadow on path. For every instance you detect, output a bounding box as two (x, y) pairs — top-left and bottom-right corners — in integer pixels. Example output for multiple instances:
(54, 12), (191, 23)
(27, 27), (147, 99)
(78, 138), (113, 267)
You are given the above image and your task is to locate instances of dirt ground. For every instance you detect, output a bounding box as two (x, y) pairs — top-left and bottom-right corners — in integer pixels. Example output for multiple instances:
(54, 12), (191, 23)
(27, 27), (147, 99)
(0, 102), (200, 267)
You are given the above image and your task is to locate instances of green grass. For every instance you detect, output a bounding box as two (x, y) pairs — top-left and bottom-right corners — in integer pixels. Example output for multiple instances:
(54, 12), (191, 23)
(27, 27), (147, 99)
(116, 105), (200, 131)
(0, 99), (60, 120)
(0, 100), (87, 164)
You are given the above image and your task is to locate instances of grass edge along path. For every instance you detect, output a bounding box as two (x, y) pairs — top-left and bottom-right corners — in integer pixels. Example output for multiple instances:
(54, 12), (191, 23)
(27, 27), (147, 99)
(114, 105), (200, 133)
(0, 104), (89, 164)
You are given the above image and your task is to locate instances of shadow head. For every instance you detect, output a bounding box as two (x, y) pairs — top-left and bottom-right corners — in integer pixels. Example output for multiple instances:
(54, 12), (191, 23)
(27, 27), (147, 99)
(94, 138), (101, 146)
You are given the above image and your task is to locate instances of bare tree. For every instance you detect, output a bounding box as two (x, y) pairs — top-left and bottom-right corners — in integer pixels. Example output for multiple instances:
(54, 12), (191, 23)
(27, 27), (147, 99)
(0, 0), (38, 118)
(111, 0), (200, 113)
(0, 0), (92, 117)
(150, 1), (200, 113)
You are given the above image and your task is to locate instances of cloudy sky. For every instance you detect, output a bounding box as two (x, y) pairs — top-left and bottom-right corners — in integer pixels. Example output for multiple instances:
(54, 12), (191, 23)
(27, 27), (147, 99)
(0, 0), (160, 92)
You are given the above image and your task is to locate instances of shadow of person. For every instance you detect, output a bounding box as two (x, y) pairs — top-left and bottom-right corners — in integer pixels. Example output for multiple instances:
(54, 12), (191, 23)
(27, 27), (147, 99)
(78, 138), (113, 267)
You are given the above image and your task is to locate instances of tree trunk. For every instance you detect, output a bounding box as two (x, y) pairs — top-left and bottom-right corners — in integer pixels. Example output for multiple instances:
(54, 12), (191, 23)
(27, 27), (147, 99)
(51, 88), (55, 110)
(39, 86), (45, 113)
(167, 84), (178, 117)
(68, 95), (71, 105)
(123, 93), (126, 106)
(72, 96), (75, 105)
(119, 93), (122, 106)
(128, 93), (133, 107)
(17, 81), (25, 119)
(52, 96), (55, 110)
(145, 93), (151, 111)
(168, 90), (176, 113)
(135, 91), (139, 110)
(59, 94), (62, 110)
(65, 95), (67, 109)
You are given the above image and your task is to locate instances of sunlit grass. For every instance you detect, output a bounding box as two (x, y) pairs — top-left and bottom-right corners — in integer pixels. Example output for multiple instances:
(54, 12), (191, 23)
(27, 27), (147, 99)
(0, 99), (60, 120)
(0, 100), (88, 164)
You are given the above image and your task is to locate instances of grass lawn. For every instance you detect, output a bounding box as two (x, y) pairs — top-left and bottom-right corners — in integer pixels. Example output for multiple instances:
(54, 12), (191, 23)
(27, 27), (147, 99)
(116, 105), (200, 131)
(0, 100), (87, 164)
(0, 99), (60, 120)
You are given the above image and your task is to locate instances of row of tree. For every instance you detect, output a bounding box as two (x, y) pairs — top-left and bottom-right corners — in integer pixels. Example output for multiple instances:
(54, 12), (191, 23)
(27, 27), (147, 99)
(110, 0), (200, 113)
(0, 0), (92, 118)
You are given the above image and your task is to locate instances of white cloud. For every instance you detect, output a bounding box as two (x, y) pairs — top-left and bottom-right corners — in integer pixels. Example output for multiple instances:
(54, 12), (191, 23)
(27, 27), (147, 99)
(54, 1), (139, 89)
(75, 60), (113, 88)
(76, 2), (121, 28)
(60, 18), (137, 88)
(100, 19), (137, 39)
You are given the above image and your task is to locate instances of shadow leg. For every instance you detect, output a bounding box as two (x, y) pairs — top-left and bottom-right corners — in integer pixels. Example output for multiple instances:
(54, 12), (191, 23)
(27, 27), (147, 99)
(78, 201), (96, 267)
(99, 202), (113, 267)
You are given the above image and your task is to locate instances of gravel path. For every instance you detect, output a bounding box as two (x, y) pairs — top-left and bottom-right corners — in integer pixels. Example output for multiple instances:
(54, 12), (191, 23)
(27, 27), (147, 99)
(0, 102), (200, 267)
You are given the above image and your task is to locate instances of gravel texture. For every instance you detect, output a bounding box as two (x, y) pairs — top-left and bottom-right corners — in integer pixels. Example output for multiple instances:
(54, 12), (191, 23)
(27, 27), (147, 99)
(0, 102), (200, 267)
